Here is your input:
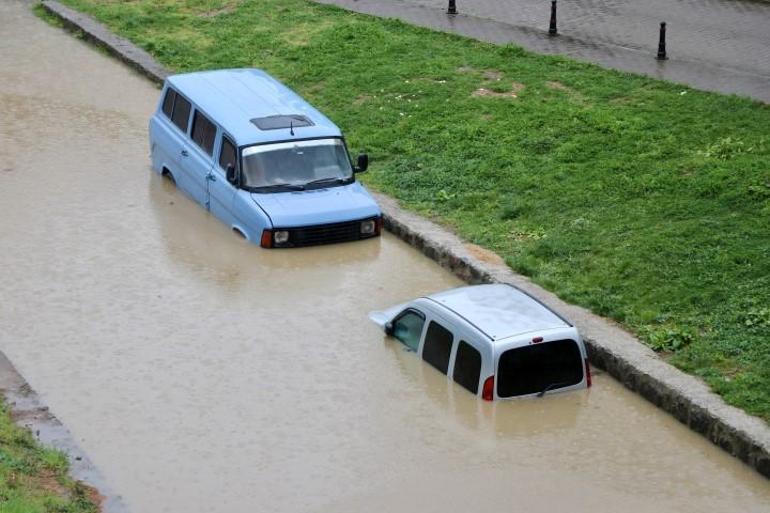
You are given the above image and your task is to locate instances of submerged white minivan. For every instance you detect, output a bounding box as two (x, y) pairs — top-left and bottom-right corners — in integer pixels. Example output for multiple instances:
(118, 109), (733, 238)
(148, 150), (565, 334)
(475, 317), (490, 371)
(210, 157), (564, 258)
(370, 284), (591, 400)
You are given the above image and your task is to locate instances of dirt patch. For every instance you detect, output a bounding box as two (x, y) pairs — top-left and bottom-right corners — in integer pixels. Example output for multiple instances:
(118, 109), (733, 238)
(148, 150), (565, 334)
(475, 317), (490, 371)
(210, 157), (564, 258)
(353, 94), (372, 106)
(545, 81), (573, 92)
(545, 81), (588, 104)
(197, 1), (241, 17)
(282, 20), (335, 46)
(482, 69), (503, 81)
(32, 469), (69, 498)
(472, 87), (517, 99)
(464, 243), (506, 266)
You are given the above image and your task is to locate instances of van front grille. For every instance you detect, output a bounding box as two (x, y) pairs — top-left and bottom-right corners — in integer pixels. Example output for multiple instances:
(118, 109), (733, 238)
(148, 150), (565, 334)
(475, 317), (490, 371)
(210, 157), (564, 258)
(280, 217), (379, 247)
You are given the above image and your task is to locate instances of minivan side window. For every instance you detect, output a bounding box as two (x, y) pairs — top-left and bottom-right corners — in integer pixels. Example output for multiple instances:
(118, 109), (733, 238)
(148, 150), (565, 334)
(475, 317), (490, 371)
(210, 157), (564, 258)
(161, 88), (175, 119)
(452, 341), (481, 394)
(219, 136), (237, 171)
(392, 309), (425, 352)
(191, 110), (217, 156)
(422, 321), (453, 375)
(171, 93), (192, 133)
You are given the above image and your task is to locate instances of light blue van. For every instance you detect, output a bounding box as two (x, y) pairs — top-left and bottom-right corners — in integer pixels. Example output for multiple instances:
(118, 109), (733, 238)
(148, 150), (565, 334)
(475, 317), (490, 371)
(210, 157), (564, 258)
(149, 68), (382, 248)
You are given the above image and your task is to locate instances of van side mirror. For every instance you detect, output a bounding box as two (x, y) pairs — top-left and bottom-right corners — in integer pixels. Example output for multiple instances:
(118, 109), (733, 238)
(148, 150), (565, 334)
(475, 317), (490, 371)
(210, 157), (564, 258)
(355, 153), (369, 173)
(384, 321), (394, 336)
(226, 163), (237, 185)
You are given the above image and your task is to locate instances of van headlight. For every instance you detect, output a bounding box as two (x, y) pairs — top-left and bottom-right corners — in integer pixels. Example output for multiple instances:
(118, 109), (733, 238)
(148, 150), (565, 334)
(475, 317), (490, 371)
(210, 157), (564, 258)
(360, 219), (376, 235)
(274, 230), (290, 244)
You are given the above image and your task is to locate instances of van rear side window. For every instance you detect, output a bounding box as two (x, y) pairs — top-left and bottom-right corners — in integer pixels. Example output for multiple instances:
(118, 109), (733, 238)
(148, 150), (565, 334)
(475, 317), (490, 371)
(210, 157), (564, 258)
(422, 321), (453, 375)
(191, 111), (217, 156)
(162, 88), (175, 119)
(497, 339), (583, 397)
(171, 93), (191, 133)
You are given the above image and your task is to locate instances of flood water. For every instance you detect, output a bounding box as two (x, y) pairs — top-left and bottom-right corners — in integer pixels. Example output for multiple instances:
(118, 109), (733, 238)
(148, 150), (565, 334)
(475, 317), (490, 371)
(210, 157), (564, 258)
(0, 1), (768, 512)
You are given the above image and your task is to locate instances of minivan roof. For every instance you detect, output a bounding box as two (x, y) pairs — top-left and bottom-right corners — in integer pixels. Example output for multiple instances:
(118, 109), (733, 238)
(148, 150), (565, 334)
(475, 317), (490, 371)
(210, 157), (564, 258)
(425, 284), (571, 341)
(167, 68), (342, 147)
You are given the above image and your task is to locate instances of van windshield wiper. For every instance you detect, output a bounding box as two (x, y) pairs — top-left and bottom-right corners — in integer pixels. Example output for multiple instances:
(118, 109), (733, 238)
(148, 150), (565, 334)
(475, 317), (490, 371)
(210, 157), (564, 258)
(536, 382), (569, 398)
(254, 183), (305, 191)
(304, 176), (347, 187)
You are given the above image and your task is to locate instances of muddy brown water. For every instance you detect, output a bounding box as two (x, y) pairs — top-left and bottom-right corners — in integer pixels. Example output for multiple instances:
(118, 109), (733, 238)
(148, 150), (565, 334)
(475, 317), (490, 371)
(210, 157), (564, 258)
(1, 2), (768, 512)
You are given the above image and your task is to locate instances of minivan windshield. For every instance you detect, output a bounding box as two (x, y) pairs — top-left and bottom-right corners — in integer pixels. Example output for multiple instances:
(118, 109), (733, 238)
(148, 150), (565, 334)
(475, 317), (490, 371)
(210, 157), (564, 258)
(241, 138), (353, 190)
(496, 339), (583, 397)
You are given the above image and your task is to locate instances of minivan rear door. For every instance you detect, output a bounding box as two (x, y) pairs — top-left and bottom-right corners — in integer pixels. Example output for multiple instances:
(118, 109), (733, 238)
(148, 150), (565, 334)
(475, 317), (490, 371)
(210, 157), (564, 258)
(496, 339), (584, 398)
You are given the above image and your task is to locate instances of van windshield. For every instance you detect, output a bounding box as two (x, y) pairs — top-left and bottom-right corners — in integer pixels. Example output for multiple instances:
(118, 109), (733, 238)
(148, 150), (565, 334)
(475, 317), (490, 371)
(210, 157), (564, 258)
(496, 339), (583, 397)
(241, 138), (353, 190)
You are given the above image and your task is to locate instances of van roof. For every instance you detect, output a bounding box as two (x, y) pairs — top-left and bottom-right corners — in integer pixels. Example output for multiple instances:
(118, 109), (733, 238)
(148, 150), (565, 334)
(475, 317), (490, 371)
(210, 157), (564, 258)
(425, 284), (571, 341)
(167, 69), (342, 147)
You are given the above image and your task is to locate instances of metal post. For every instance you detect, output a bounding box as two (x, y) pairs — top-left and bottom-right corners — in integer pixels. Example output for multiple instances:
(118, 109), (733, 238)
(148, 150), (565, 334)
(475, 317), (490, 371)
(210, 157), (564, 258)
(447, 0), (457, 15)
(657, 22), (668, 60)
(549, 1), (558, 36)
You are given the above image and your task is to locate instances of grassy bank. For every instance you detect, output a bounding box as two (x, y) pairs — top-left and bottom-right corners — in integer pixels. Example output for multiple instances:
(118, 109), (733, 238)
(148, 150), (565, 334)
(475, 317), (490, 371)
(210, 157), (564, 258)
(0, 400), (97, 513)
(50, 0), (769, 421)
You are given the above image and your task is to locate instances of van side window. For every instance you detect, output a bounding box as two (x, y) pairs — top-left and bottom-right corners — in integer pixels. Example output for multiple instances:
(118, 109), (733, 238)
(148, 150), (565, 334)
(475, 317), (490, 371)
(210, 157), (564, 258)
(392, 309), (425, 352)
(191, 111), (216, 156)
(219, 136), (237, 171)
(452, 341), (481, 394)
(171, 93), (191, 133)
(161, 88), (175, 119)
(422, 321), (453, 375)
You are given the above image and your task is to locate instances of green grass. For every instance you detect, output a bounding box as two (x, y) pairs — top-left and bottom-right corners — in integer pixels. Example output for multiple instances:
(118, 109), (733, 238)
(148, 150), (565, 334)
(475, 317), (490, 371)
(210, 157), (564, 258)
(49, 0), (770, 421)
(0, 400), (97, 513)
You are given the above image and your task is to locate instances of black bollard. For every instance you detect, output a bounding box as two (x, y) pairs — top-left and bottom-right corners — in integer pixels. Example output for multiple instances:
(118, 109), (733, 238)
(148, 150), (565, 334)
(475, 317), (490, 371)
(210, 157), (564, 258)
(447, 0), (457, 15)
(657, 22), (668, 60)
(549, 1), (558, 36)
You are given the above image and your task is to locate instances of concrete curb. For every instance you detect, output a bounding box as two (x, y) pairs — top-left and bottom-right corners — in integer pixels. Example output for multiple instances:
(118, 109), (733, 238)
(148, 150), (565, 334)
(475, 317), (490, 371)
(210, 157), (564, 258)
(0, 351), (129, 513)
(39, 0), (770, 478)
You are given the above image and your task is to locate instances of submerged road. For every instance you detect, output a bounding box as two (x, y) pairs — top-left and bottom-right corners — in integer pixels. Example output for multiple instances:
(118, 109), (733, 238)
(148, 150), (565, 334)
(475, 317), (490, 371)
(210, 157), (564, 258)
(1, 1), (769, 512)
(317, 0), (770, 102)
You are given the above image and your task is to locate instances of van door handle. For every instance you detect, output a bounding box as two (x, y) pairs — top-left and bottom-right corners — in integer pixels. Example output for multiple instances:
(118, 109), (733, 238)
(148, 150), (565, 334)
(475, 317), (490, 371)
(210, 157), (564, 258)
(180, 149), (189, 157)
(206, 172), (217, 182)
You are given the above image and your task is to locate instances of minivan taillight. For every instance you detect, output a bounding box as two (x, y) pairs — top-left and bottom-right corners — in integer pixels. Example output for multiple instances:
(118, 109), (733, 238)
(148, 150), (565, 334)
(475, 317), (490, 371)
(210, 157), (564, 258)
(482, 376), (494, 401)
(585, 358), (592, 388)
(260, 229), (273, 248)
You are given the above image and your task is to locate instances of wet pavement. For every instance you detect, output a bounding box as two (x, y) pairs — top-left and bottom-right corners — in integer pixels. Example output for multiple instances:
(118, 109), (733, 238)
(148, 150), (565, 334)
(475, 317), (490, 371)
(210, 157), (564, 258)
(317, 0), (770, 102)
(1, 1), (769, 512)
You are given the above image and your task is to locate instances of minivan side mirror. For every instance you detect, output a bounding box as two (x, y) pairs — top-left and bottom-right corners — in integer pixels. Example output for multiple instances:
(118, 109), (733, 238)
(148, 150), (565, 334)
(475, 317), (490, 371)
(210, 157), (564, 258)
(384, 321), (394, 336)
(355, 153), (369, 173)
(226, 163), (237, 185)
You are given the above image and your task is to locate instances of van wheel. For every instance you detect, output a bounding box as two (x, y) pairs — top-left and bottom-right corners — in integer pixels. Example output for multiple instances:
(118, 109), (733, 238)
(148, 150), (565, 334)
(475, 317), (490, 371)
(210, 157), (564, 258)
(162, 168), (176, 186)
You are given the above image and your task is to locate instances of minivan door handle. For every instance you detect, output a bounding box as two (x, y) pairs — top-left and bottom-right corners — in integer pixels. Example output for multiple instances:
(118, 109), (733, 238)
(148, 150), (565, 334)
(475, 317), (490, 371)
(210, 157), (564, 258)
(206, 172), (217, 182)
(180, 149), (189, 157)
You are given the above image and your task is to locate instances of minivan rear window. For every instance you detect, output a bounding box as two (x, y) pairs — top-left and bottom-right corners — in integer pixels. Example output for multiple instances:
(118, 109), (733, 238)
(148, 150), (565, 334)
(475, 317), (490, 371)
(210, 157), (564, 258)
(496, 339), (583, 397)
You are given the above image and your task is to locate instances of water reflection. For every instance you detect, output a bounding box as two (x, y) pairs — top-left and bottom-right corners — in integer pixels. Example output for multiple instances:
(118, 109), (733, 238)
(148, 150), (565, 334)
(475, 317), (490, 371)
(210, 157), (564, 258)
(148, 171), (382, 288)
(383, 337), (583, 438)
